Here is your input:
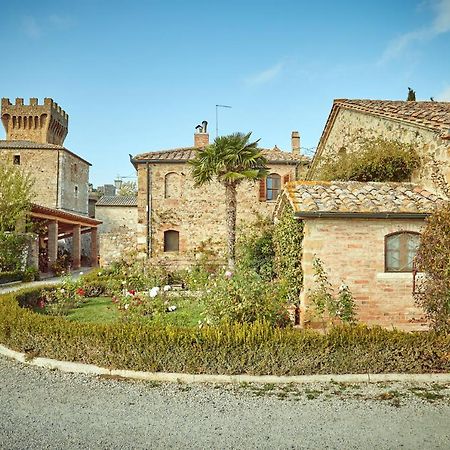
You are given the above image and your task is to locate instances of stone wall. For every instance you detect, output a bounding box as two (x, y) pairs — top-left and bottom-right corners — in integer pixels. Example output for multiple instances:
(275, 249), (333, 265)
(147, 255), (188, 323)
(300, 217), (426, 331)
(0, 148), (89, 215)
(310, 108), (450, 193)
(136, 162), (299, 266)
(58, 150), (89, 215)
(96, 205), (138, 265)
(0, 148), (59, 208)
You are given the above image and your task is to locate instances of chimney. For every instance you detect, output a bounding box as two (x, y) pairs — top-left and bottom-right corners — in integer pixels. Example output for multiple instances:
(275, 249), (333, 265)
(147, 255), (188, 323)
(194, 120), (209, 148)
(114, 178), (123, 192)
(291, 131), (300, 155)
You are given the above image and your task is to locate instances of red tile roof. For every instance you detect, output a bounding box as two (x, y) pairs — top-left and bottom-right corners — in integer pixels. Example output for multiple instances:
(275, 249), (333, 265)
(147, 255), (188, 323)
(132, 146), (308, 165)
(334, 99), (450, 136)
(277, 180), (444, 218)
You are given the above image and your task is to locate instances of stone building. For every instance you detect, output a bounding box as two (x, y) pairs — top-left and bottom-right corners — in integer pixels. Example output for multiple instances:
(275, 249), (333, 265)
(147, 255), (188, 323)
(307, 99), (450, 193)
(130, 127), (309, 267)
(275, 180), (445, 331)
(95, 196), (137, 264)
(0, 97), (100, 271)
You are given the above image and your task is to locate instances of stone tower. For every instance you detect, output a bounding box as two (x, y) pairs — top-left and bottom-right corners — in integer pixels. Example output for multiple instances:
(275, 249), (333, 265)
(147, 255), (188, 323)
(1, 97), (68, 146)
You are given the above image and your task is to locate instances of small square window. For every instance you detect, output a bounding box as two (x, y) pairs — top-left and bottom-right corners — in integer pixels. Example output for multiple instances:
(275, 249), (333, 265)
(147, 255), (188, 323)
(13, 155), (21, 165)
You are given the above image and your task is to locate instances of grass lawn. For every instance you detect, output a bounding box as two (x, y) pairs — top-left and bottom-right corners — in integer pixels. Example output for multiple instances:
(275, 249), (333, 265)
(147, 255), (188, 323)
(66, 297), (119, 324)
(66, 295), (204, 327)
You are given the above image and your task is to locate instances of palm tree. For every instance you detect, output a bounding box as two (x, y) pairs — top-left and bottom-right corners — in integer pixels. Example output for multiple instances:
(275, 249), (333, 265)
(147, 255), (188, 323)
(189, 132), (269, 269)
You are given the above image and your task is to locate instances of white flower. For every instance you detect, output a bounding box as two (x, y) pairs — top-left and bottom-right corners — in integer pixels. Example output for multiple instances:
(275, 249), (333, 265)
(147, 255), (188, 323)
(79, 272), (84, 275)
(167, 305), (177, 312)
(225, 270), (233, 278)
(60, 289), (65, 293)
(149, 286), (160, 298)
(124, 303), (129, 310)
(163, 285), (171, 292)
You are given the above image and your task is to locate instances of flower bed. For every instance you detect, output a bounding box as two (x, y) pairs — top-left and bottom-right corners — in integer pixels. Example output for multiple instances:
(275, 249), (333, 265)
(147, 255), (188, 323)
(1, 287), (449, 375)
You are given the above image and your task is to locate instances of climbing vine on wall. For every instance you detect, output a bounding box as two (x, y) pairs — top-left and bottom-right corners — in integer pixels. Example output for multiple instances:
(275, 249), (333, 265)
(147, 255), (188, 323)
(273, 204), (304, 304)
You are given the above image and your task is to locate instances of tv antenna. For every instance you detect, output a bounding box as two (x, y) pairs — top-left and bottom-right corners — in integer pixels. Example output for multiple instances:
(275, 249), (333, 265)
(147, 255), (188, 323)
(215, 104), (232, 137)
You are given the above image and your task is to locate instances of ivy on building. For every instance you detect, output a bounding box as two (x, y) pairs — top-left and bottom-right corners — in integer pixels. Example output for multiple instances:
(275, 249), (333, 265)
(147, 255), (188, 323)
(273, 204), (304, 304)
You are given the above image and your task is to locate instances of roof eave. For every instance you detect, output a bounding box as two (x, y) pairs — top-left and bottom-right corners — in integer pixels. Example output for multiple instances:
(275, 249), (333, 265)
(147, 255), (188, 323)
(293, 211), (430, 220)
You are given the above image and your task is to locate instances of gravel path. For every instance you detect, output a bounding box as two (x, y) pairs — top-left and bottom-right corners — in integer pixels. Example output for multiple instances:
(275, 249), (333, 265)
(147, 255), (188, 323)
(1, 356), (449, 449)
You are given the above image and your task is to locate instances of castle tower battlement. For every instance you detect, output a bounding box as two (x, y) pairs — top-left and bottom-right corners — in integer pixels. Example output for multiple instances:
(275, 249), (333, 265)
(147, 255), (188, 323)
(1, 97), (68, 146)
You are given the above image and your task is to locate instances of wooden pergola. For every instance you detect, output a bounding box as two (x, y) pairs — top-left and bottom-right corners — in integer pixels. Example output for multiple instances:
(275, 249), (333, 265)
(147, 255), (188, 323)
(30, 203), (102, 270)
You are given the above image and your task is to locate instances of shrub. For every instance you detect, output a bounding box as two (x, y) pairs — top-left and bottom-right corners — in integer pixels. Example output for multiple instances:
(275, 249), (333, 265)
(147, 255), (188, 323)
(317, 138), (420, 182)
(1, 288), (449, 375)
(201, 268), (291, 327)
(414, 203), (450, 332)
(309, 256), (357, 325)
(22, 266), (39, 282)
(273, 205), (304, 304)
(237, 218), (275, 281)
(39, 277), (85, 315)
(0, 232), (28, 272)
(0, 270), (23, 285)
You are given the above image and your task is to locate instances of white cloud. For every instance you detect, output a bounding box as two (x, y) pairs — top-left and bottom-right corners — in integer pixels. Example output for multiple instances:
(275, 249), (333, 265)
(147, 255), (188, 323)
(437, 85), (450, 101)
(379, 0), (450, 64)
(245, 62), (284, 86)
(22, 16), (41, 39)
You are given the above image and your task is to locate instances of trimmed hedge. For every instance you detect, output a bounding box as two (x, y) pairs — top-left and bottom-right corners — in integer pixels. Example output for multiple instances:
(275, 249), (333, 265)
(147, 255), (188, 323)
(0, 271), (23, 285)
(1, 287), (449, 375)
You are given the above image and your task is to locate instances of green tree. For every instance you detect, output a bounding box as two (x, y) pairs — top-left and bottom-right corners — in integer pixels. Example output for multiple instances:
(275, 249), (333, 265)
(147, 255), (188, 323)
(189, 132), (268, 269)
(414, 203), (450, 332)
(117, 181), (137, 197)
(0, 162), (34, 232)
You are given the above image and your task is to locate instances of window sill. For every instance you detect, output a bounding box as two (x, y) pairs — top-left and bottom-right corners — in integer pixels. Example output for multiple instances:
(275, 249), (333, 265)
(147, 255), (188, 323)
(376, 272), (413, 279)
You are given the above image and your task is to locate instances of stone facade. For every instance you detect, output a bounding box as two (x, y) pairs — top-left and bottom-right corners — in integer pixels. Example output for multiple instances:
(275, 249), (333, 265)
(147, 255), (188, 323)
(0, 97), (99, 270)
(95, 197), (138, 265)
(308, 100), (450, 194)
(300, 218), (426, 331)
(133, 130), (308, 267)
(1, 97), (68, 145)
(136, 161), (299, 266)
(0, 98), (90, 216)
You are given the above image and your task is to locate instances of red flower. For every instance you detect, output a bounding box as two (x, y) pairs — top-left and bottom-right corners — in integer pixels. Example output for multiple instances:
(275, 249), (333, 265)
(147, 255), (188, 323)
(37, 300), (45, 309)
(76, 288), (86, 296)
(128, 289), (136, 295)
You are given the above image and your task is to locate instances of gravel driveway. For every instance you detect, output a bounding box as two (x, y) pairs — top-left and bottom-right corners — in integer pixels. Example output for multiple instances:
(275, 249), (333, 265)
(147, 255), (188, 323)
(1, 356), (449, 449)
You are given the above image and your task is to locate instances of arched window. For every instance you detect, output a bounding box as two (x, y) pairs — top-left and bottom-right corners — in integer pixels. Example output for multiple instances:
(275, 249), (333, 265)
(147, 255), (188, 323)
(164, 172), (179, 199)
(266, 173), (281, 201)
(164, 230), (179, 252)
(385, 232), (420, 272)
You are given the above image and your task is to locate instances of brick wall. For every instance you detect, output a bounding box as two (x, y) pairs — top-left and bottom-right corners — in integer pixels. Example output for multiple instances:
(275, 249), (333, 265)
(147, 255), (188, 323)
(300, 217), (427, 331)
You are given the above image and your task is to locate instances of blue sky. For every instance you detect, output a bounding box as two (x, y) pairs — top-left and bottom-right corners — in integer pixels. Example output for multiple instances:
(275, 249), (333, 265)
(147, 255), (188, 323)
(1, 0), (449, 185)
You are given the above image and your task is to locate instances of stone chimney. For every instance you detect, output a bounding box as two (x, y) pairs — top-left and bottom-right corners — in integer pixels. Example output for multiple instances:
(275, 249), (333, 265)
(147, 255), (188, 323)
(291, 131), (300, 155)
(194, 120), (209, 148)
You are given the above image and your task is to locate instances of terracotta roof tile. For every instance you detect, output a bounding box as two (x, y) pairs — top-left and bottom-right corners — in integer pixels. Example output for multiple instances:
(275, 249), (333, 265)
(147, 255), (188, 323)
(334, 100), (450, 136)
(280, 181), (444, 216)
(133, 146), (308, 164)
(96, 196), (137, 206)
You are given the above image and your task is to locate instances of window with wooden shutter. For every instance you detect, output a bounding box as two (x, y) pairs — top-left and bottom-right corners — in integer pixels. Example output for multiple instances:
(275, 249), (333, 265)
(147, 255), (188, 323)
(259, 178), (266, 201)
